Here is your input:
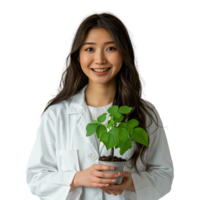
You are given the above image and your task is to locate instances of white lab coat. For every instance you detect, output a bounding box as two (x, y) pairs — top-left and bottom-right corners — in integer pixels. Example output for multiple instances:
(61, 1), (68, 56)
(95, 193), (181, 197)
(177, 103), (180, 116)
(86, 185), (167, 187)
(26, 84), (174, 200)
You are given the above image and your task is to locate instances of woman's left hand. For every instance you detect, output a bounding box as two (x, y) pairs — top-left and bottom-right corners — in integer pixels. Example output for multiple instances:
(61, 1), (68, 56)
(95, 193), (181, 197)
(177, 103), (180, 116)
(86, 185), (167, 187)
(99, 171), (135, 196)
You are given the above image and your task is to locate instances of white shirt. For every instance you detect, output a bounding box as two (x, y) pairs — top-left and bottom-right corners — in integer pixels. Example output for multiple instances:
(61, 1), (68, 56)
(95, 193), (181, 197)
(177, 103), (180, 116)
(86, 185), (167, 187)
(26, 84), (174, 200)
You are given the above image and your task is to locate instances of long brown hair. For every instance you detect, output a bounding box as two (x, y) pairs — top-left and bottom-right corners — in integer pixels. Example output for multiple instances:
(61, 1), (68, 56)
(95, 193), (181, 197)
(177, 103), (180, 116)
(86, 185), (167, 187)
(41, 12), (164, 176)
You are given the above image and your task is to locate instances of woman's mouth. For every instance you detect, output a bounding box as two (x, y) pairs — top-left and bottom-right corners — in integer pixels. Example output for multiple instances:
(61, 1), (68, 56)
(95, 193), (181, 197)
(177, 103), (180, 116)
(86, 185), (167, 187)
(91, 67), (111, 75)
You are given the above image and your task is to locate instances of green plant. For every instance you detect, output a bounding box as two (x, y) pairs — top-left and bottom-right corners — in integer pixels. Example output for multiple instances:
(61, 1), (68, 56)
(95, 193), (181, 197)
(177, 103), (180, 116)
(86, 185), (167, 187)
(86, 105), (148, 158)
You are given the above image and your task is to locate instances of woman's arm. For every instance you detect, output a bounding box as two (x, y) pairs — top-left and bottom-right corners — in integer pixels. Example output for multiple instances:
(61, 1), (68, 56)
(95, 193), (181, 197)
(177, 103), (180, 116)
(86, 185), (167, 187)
(69, 171), (80, 192)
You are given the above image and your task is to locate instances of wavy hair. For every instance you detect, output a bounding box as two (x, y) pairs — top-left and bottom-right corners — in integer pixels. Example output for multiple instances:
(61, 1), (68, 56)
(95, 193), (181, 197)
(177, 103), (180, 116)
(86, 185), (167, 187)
(41, 12), (164, 176)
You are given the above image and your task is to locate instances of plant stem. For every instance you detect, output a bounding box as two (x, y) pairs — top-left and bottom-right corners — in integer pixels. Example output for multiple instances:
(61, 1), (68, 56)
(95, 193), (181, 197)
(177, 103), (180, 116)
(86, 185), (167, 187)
(110, 147), (114, 162)
(110, 116), (116, 162)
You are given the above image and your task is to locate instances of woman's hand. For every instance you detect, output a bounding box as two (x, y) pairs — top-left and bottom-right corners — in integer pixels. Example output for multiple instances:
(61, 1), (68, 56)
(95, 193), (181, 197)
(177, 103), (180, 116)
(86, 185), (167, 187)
(99, 171), (135, 196)
(74, 164), (120, 188)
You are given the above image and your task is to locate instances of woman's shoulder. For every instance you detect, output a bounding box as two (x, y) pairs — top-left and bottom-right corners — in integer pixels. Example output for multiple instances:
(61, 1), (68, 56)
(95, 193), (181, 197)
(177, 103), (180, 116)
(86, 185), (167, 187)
(143, 99), (156, 110)
(45, 100), (69, 119)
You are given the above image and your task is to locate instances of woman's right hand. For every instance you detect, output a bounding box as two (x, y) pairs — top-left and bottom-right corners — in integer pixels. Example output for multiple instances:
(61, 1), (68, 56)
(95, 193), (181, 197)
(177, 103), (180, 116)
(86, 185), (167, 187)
(74, 164), (119, 188)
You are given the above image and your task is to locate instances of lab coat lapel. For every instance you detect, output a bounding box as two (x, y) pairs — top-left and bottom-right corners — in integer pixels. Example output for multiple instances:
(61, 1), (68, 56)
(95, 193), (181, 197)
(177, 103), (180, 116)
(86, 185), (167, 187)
(68, 84), (99, 157)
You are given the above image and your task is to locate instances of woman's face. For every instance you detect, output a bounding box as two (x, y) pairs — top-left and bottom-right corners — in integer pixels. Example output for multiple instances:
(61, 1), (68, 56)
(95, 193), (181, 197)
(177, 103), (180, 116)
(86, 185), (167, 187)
(79, 28), (123, 85)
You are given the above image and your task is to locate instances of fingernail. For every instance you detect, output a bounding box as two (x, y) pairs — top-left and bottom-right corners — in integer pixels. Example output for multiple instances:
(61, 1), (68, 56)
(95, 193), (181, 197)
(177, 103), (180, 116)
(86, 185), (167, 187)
(110, 167), (115, 169)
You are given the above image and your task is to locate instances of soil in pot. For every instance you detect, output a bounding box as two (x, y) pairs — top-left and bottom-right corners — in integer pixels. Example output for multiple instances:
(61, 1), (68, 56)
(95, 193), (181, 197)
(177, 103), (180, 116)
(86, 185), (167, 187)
(99, 155), (126, 162)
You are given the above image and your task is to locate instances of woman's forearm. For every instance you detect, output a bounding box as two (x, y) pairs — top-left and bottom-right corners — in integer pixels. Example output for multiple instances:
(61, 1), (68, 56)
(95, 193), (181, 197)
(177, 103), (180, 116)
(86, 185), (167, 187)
(127, 176), (136, 192)
(127, 183), (136, 192)
(69, 171), (80, 192)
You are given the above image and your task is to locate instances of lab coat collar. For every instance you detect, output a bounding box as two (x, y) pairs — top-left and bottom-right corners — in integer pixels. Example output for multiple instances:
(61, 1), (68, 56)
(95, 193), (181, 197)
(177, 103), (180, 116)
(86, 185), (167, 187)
(68, 84), (100, 156)
(68, 84), (88, 115)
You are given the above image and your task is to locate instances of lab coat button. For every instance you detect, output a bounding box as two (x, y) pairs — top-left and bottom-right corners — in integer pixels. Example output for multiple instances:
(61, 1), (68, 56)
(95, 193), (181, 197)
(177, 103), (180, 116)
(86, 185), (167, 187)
(91, 154), (98, 160)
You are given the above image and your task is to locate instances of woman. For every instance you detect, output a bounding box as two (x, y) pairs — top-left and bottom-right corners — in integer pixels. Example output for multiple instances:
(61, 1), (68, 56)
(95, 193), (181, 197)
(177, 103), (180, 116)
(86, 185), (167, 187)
(26, 13), (174, 200)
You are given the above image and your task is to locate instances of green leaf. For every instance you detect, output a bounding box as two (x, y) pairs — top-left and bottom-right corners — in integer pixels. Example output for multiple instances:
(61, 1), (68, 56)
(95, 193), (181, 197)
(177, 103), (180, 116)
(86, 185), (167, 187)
(97, 113), (107, 123)
(86, 123), (99, 136)
(128, 119), (139, 128)
(96, 124), (107, 139)
(129, 127), (149, 146)
(92, 120), (99, 123)
(118, 128), (129, 141)
(110, 111), (121, 119)
(116, 138), (132, 155)
(118, 106), (132, 114)
(113, 114), (124, 122)
(108, 105), (118, 114)
(125, 117), (129, 123)
(100, 128), (120, 150)
(118, 122), (127, 128)
(126, 123), (133, 133)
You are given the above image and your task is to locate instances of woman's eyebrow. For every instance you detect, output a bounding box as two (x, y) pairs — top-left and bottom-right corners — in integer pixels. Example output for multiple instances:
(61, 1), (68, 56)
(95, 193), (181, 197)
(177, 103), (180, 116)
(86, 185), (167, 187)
(82, 41), (115, 45)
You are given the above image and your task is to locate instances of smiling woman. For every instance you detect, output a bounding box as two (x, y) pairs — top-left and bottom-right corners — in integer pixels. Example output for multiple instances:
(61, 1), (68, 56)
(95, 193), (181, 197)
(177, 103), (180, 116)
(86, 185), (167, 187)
(26, 12), (174, 200)
(39, 9), (163, 175)
(78, 27), (123, 94)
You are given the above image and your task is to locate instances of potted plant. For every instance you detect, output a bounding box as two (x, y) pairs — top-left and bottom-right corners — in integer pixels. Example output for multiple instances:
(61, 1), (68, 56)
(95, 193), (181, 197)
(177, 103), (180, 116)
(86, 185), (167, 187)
(86, 105), (148, 185)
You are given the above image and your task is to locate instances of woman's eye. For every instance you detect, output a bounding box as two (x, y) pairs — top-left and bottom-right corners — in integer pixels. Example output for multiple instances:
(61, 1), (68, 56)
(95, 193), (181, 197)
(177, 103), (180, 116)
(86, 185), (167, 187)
(85, 47), (116, 51)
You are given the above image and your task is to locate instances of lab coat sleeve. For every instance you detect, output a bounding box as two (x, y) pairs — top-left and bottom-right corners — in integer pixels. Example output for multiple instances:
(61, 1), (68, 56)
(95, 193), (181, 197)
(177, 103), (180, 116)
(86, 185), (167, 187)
(26, 108), (77, 200)
(131, 107), (174, 200)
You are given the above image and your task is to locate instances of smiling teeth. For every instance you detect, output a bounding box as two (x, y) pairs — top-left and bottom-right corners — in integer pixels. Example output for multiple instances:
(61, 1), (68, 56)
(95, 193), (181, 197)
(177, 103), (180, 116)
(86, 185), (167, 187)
(93, 68), (109, 72)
